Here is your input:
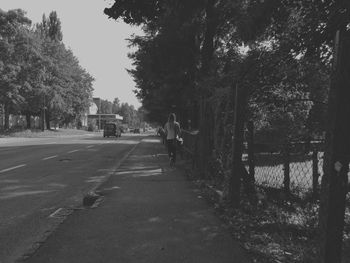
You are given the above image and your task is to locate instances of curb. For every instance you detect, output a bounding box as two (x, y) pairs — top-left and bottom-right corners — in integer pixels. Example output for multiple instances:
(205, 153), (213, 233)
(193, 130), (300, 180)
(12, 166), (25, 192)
(88, 140), (140, 195)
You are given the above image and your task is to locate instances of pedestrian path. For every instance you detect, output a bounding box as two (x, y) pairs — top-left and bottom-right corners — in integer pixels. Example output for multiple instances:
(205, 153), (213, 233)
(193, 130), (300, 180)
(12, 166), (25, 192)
(24, 136), (250, 263)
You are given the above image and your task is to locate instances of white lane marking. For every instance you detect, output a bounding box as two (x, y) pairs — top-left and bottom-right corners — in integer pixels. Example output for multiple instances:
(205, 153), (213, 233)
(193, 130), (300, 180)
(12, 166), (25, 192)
(49, 208), (63, 218)
(68, 150), (79, 154)
(44, 142), (57, 144)
(48, 207), (73, 218)
(0, 164), (27, 173)
(86, 145), (94, 148)
(42, 155), (58, 161)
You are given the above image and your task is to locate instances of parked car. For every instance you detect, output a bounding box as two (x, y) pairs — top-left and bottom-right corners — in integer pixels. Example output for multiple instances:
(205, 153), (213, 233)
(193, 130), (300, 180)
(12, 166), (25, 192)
(103, 123), (121, 138)
(133, 128), (140, 133)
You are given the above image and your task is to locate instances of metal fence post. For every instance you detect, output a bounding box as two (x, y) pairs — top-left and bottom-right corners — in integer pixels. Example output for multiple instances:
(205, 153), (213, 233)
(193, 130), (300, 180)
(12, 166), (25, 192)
(247, 121), (255, 183)
(312, 147), (319, 198)
(283, 143), (290, 193)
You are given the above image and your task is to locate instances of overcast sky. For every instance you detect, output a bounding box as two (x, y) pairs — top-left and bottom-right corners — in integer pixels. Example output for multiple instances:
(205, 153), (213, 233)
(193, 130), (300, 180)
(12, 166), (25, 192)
(1, 0), (143, 108)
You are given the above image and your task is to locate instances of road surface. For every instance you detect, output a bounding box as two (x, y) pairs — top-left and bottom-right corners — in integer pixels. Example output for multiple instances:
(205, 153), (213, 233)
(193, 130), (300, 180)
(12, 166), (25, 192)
(0, 132), (142, 263)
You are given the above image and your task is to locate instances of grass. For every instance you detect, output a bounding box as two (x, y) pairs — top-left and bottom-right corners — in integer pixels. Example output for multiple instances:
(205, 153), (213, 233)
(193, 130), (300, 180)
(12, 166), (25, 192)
(0, 128), (96, 138)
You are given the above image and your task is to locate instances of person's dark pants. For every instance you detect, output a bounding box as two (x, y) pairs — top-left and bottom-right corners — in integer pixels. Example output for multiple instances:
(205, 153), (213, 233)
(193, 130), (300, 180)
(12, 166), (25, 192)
(166, 139), (177, 162)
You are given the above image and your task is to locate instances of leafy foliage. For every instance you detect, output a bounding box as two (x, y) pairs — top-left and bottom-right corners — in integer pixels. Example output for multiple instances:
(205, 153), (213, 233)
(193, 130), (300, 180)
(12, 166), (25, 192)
(0, 9), (94, 129)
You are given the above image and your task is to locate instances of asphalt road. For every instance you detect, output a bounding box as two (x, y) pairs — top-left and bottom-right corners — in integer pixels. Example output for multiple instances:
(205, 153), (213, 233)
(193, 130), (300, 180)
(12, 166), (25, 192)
(0, 132), (142, 263)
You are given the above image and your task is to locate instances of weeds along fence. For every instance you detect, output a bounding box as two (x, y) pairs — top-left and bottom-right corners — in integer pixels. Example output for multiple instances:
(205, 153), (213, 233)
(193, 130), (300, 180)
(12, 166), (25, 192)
(181, 129), (329, 198)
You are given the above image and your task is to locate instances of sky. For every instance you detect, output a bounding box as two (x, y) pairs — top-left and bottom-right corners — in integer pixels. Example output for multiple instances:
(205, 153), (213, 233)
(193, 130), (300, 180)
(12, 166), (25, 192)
(1, 0), (143, 108)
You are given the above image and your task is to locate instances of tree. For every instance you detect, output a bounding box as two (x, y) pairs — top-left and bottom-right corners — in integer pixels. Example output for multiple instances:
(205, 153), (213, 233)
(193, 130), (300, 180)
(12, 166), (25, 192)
(15, 28), (46, 129)
(103, 2), (345, 227)
(119, 102), (140, 127)
(223, 0), (350, 260)
(0, 9), (32, 129)
(318, 16), (350, 263)
(58, 48), (93, 127)
(36, 12), (93, 129)
(112, 97), (120, 114)
(100, 99), (113, 114)
(104, 0), (253, 202)
(105, 0), (213, 126)
(36, 12), (63, 41)
(104, 0), (163, 26)
(0, 9), (93, 131)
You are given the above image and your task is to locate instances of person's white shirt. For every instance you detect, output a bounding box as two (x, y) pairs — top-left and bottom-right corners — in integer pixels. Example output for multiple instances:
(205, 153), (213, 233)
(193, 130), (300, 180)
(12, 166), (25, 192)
(164, 122), (180, 140)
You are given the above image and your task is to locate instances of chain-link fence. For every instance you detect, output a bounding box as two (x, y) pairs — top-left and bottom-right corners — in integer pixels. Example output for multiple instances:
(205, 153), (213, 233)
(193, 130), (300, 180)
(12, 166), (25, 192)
(182, 129), (331, 198)
(244, 141), (325, 197)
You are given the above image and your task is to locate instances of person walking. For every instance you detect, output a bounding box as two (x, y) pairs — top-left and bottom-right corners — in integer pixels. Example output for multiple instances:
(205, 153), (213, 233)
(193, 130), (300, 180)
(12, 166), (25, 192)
(164, 113), (181, 166)
(157, 127), (166, 144)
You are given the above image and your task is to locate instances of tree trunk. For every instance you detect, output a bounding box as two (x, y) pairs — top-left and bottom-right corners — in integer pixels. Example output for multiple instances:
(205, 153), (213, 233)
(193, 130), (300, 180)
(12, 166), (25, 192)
(228, 84), (248, 207)
(191, 99), (199, 129)
(220, 92), (234, 168)
(41, 108), (45, 131)
(45, 110), (50, 130)
(198, 98), (207, 177)
(197, 0), (218, 177)
(4, 102), (10, 130)
(247, 121), (255, 184)
(319, 27), (350, 263)
(26, 113), (31, 129)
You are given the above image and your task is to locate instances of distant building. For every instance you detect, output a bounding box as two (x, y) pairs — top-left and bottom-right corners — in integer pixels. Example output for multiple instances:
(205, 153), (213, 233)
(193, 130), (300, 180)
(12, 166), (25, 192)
(83, 99), (123, 130)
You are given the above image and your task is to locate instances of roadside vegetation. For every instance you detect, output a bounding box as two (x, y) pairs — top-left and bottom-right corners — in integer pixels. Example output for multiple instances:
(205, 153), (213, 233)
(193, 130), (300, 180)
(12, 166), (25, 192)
(0, 9), (145, 133)
(105, 1), (350, 262)
(94, 98), (145, 130)
(0, 9), (93, 130)
(0, 128), (93, 138)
